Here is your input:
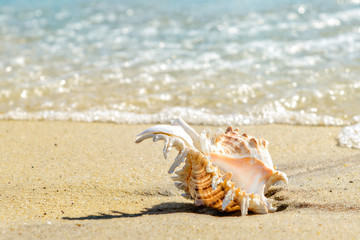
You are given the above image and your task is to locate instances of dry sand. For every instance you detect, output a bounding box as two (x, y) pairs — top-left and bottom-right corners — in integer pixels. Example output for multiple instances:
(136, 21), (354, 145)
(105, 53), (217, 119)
(0, 120), (359, 239)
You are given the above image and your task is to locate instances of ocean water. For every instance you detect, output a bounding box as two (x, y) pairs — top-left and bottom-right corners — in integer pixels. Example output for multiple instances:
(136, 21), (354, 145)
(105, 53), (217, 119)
(1, 0), (360, 146)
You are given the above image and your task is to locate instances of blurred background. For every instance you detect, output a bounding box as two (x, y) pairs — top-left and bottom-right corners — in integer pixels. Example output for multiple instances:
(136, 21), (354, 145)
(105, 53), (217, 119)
(0, 0), (359, 125)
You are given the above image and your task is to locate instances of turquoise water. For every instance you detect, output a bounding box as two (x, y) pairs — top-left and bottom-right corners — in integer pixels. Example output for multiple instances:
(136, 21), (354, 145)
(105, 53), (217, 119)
(0, 0), (360, 127)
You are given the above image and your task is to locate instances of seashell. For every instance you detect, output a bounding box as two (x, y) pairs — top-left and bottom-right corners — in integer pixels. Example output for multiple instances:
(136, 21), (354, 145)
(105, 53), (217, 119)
(135, 117), (288, 215)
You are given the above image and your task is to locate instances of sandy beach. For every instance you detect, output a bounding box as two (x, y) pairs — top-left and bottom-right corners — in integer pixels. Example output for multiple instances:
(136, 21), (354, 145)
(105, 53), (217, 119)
(0, 120), (359, 239)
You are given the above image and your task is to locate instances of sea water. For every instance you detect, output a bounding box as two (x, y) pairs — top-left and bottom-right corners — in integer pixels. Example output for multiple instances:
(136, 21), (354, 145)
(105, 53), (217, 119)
(0, 0), (360, 147)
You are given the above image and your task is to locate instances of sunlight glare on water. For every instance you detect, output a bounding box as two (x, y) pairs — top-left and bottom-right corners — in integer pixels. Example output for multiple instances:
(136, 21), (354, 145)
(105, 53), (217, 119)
(0, 0), (360, 129)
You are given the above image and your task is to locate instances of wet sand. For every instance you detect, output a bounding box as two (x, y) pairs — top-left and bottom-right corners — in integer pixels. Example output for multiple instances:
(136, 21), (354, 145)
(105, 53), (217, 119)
(0, 121), (359, 239)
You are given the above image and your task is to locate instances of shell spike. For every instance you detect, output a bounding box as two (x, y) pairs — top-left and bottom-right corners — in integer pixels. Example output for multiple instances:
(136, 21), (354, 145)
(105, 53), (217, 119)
(205, 162), (215, 173)
(265, 201), (276, 213)
(162, 137), (171, 159)
(264, 171), (288, 193)
(199, 130), (212, 154)
(211, 175), (222, 190)
(248, 196), (269, 214)
(135, 133), (154, 144)
(168, 149), (187, 174)
(240, 195), (250, 216)
(135, 124), (194, 147)
(172, 117), (201, 150)
(222, 187), (235, 210)
(225, 126), (234, 133)
(221, 172), (233, 182)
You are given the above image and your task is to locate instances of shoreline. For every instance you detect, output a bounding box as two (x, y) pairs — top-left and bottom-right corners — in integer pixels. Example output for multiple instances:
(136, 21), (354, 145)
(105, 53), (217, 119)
(0, 120), (359, 239)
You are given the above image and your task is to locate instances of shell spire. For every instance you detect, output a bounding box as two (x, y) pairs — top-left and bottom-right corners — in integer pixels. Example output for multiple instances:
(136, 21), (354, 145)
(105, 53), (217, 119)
(136, 117), (288, 215)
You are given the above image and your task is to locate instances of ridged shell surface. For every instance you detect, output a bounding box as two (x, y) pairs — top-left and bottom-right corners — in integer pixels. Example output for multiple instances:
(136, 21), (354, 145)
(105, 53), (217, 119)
(212, 126), (273, 169)
(173, 148), (269, 214)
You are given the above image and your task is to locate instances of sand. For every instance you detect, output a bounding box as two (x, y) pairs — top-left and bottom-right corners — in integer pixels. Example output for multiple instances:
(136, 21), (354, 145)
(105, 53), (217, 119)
(0, 120), (359, 239)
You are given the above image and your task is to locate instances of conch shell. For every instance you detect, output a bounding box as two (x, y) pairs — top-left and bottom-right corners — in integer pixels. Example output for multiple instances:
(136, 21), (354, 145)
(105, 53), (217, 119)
(135, 118), (288, 215)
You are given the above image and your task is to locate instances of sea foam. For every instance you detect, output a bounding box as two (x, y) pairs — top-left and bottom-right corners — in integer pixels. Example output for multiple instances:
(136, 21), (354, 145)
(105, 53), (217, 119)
(0, 107), (348, 126)
(338, 124), (360, 149)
